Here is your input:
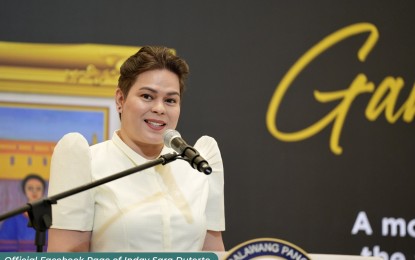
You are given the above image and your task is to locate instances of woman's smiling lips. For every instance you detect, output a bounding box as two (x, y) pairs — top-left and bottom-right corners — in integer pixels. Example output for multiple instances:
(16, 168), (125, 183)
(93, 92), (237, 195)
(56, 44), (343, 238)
(144, 119), (167, 130)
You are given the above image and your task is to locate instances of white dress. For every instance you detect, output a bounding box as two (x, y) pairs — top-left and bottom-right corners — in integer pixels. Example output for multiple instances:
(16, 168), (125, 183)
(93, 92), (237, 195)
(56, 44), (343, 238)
(48, 131), (225, 251)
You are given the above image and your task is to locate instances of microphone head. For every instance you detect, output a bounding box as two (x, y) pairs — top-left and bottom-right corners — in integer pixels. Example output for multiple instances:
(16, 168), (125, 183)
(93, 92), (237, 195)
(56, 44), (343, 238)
(163, 129), (181, 148)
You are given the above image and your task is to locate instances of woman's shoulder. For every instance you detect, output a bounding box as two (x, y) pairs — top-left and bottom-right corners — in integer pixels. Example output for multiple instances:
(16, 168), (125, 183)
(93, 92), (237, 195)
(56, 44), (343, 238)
(194, 135), (222, 164)
(194, 135), (219, 152)
(90, 139), (113, 150)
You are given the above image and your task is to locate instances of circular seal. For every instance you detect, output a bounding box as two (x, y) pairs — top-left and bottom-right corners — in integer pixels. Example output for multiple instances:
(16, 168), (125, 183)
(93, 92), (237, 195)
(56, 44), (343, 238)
(223, 238), (311, 260)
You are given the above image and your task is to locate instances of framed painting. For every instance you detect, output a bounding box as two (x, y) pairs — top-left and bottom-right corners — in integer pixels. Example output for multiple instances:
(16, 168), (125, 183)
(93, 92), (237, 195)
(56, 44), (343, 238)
(0, 102), (108, 180)
(0, 41), (139, 215)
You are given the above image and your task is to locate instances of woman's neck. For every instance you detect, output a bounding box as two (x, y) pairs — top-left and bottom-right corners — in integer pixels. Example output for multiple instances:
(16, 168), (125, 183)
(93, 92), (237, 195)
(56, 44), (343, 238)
(117, 131), (163, 160)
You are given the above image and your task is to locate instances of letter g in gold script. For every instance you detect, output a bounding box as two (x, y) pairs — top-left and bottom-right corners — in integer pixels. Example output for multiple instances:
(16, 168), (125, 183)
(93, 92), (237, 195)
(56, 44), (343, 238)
(266, 23), (379, 155)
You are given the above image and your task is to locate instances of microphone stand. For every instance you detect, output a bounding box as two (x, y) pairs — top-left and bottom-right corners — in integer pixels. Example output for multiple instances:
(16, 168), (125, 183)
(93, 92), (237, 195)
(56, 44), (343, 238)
(0, 152), (179, 252)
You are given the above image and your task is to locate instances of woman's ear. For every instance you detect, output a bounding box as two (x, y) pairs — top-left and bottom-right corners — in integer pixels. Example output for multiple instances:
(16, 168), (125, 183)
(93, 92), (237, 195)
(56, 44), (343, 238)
(115, 88), (124, 113)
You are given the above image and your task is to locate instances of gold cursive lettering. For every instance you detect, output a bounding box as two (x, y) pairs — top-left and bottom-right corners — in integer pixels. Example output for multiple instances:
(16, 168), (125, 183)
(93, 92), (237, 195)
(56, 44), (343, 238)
(313, 73), (374, 154)
(267, 23), (415, 155)
(365, 76), (414, 123)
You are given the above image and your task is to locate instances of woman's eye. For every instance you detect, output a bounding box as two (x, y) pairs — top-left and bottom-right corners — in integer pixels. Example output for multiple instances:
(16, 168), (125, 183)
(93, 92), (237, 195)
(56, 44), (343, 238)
(165, 98), (178, 104)
(141, 94), (153, 100)
(27, 187), (42, 192)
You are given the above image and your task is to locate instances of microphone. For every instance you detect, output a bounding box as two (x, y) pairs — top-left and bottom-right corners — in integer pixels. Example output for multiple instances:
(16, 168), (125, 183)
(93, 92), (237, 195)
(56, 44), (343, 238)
(163, 129), (212, 175)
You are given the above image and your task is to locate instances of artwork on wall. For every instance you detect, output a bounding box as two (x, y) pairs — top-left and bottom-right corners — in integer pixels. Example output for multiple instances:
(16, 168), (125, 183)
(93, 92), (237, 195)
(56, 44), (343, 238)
(0, 41), (139, 215)
(0, 102), (108, 180)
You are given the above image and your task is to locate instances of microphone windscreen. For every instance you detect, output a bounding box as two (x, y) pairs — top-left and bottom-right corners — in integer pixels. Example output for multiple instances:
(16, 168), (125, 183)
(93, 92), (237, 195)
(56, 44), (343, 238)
(163, 129), (181, 148)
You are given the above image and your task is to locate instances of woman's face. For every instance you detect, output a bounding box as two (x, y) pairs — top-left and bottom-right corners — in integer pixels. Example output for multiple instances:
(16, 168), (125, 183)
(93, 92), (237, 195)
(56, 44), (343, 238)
(116, 69), (181, 150)
(24, 179), (44, 202)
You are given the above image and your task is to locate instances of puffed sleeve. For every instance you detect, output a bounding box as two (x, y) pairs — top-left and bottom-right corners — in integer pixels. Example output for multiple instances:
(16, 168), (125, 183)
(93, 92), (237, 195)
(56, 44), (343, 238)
(48, 132), (94, 231)
(194, 136), (225, 231)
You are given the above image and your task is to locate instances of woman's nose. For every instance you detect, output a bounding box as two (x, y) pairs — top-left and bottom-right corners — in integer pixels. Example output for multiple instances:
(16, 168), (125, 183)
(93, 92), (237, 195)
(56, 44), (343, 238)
(151, 100), (165, 114)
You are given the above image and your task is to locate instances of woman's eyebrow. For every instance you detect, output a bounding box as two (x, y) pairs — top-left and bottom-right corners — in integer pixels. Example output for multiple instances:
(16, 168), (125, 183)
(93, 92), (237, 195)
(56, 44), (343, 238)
(139, 86), (157, 93)
(140, 86), (180, 96)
